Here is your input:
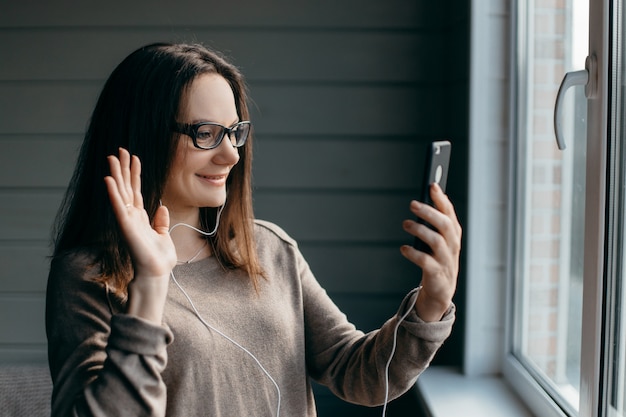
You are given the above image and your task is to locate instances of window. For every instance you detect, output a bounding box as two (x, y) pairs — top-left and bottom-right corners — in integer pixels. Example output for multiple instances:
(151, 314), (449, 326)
(509, 0), (588, 414)
(601, 3), (626, 416)
(507, 0), (626, 416)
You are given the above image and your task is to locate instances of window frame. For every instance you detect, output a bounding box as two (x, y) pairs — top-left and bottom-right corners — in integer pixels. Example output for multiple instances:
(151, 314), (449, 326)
(503, 0), (580, 414)
(503, 1), (612, 417)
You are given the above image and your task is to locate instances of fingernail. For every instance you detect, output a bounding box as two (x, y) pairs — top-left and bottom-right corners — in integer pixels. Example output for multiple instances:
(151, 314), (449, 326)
(400, 245), (413, 254)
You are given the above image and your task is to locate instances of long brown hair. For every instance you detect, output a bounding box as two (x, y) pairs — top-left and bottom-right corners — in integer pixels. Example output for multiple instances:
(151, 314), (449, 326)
(52, 43), (263, 296)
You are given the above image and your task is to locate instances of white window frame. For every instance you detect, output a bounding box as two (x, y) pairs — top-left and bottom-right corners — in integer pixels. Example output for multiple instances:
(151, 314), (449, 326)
(501, 1), (611, 417)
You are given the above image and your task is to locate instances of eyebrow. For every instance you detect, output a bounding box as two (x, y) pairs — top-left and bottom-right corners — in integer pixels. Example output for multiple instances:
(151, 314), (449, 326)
(187, 118), (240, 127)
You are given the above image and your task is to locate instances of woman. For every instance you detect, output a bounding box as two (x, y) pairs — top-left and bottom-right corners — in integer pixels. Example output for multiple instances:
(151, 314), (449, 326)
(46, 42), (461, 416)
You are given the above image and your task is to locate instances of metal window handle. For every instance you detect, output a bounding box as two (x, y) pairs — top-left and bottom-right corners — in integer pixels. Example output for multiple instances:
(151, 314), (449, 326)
(553, 55), (596, 150)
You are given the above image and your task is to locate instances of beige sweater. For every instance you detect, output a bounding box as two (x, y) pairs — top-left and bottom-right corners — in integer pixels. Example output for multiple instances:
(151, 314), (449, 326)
(46, 220), (454, 416)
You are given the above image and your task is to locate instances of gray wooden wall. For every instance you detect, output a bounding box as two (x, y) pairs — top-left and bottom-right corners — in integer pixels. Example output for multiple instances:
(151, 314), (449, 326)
(0, 0), (469, 415)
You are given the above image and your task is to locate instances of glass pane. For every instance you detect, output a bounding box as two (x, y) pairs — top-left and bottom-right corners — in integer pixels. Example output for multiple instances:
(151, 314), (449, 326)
(606, 1), (626, 415)
(513, 0), (589, 413)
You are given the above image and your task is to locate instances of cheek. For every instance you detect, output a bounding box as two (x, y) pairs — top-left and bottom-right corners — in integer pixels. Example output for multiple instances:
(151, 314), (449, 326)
(163, 158), (189, 193)
(162, 173), (179, 199)
(168, 147), (191, 179)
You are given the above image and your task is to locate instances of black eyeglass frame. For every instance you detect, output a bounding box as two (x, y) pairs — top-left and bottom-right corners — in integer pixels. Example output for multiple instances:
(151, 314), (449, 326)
(174, 120), (251, 150)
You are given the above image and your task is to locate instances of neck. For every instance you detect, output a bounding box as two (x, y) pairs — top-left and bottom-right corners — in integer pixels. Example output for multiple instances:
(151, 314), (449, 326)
(168, 209), (210, 263)
(167, 205), (201, 229)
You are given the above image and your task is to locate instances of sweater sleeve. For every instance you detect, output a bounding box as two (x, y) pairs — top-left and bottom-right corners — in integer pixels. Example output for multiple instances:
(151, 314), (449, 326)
(300, 251), (455, 406)
(46, 252), (173, 417)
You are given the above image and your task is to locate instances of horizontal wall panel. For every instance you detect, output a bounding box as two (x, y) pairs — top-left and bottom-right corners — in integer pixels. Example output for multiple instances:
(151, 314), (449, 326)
(329, 294), (409, 332)
(0, 191), (63, 241)
(0, 244), (50, 292)
(253, 138), (427, 190)
(0, 137), (80, 188)
(0, 30), (441, 84)
(0, 136), (430, 191)
(0, 0), (439, 29)
(0, 295), (46, 344)
(0, 82), (101, 135)
(249, 84), (439, 136)
(0, 83), (441, 137)
(0, 347), (48, 364)
(1, 190), (417, 243)
(254, 191), (415, 243)
(299, 245), (420, 294)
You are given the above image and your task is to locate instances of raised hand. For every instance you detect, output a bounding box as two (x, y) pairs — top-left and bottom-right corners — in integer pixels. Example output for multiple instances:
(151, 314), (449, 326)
(104, 148), (177, 323)
(400, 183), (462, 322)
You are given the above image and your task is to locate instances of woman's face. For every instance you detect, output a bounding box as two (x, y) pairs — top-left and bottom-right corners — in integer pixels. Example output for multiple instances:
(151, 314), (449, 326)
(162, 73), (241, 215)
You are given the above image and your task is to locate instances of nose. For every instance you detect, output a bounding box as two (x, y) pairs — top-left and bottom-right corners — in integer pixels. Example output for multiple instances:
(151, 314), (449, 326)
(212, 132), (240, 166)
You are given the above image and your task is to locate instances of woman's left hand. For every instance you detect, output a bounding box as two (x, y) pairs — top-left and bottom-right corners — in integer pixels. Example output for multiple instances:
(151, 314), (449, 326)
(400, 183), (462, 322)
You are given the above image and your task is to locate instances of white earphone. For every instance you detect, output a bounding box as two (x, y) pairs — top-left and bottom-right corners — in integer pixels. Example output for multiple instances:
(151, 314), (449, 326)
(165, 194), (403, 417)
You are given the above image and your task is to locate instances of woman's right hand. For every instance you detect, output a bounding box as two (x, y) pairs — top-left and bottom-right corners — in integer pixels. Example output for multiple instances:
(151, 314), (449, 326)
(104, 148), (177, 323)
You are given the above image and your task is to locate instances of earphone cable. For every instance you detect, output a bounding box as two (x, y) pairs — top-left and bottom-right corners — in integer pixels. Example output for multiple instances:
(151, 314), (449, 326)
(167, 208), (281, 417)
(169, 271), (282, 417)
(168, 202), (226, 237)
(381, 301), (414, 417)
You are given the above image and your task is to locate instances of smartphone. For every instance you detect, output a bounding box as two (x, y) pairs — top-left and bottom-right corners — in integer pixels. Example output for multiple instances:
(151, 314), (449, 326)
(413, 140), (452, 253)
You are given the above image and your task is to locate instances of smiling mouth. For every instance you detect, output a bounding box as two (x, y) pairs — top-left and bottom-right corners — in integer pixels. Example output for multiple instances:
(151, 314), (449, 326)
(196, 174), (228, 185)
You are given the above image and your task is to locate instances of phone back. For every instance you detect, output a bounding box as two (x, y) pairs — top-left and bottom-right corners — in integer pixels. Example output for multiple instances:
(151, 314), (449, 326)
(414, 140), (451, 252)
(421, 140), (451, 204)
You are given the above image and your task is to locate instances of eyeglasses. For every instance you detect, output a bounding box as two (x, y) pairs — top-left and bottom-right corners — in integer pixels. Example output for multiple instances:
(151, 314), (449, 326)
(174, 121), (251, 150)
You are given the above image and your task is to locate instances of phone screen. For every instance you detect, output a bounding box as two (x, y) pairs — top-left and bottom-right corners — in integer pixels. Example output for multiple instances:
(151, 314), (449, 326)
(413, 140), (451, 253)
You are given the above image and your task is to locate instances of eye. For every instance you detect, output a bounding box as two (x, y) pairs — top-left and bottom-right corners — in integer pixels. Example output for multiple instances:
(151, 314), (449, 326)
(196, 125), (217, 143)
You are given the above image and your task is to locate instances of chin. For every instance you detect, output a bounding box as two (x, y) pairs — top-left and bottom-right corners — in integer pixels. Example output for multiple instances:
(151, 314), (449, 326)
(203, 193), (227, 208)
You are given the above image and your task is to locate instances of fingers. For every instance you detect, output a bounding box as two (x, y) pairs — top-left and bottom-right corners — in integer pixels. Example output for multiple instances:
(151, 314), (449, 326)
(152, 205), (171, 236)
(400, 242), (439, 270)
(430, 184), (462, 238)
(130, 155), (144, 210)
(119, 148), (132, 200)
(407, 186), (462, 255)
(401, 185), (461, 319)
(402, 185), (462, 266)
(106, 149), (128, 207)
(105, 148), (143, 215)
(403, 219), (446, 257)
